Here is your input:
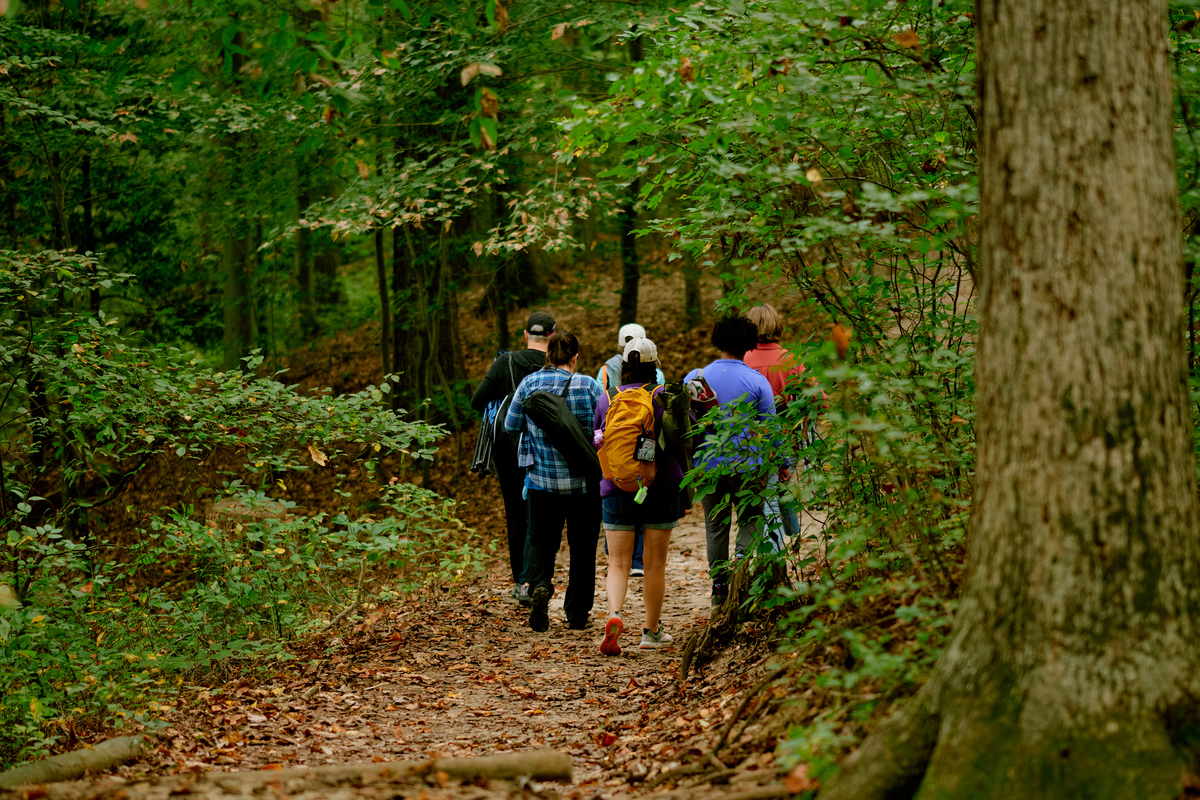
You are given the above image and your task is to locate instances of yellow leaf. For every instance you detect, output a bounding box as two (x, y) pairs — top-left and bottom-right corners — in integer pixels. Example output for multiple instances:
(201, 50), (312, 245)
(472, 242), (483, 257)
(551, 22), (569, 40)
(273, 548), (286, 555)
(308, 445), (329, 466)
(31, 615), (44, 623)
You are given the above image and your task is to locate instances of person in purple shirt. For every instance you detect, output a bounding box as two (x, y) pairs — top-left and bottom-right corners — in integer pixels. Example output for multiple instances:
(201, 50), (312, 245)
(684, 316), (792, 606)
(593, 337), (684, 656)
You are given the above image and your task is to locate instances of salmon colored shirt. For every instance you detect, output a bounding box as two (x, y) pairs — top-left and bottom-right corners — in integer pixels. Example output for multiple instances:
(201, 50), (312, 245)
(743, 343), (806, 402)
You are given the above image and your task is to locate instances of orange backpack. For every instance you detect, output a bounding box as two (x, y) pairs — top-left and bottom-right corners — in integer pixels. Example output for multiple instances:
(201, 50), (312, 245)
(599, 384), (659, 493)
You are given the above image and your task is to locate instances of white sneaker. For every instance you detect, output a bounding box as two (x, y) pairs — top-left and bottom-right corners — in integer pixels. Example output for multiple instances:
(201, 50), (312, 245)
(639, 626), (673, 649)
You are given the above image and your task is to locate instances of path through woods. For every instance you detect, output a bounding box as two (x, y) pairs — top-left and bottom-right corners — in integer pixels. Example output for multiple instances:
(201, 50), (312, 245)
(2, 508), (812, 800)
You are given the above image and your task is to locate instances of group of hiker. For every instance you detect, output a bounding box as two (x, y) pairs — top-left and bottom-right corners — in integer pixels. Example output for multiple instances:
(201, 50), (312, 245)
(469, 307), (805, 657)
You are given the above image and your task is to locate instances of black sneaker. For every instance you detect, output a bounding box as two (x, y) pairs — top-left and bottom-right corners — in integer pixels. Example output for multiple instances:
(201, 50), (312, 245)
(529, 585), (551, 632)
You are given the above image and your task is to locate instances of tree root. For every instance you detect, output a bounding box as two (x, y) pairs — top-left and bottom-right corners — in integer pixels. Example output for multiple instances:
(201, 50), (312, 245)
(680, 565), (756, 678)
(819, 689), (939, 800)
(647, 665), (789, 789)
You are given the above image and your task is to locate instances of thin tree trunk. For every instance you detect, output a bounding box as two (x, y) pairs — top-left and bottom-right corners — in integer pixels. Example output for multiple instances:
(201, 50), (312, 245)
(824, 2), (1200, 798)
(683, 251), (702, 329)
(375, 226), (391, 377)
(295, 178), (319, 340)
(222, 232), (257, 370)
(617, 185), (639, 325)
(617, 34), (644, 326)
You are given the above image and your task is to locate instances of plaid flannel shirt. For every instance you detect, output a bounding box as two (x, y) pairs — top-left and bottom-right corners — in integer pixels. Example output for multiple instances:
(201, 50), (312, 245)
(503, 366), (601, 494)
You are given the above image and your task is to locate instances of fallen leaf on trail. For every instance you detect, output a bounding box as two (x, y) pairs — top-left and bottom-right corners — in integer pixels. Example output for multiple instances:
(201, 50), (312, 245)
(436, 771), (449, 788)
(894, 28), (920, 49)
(260, 764), (283, 771)
(596, 731), (618, 746)
(551, 22), (569, 40)
(783, 763), (816, 792)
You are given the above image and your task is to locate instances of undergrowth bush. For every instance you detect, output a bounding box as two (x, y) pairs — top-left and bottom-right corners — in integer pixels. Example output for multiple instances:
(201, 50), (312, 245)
(0, 251), (481, 768)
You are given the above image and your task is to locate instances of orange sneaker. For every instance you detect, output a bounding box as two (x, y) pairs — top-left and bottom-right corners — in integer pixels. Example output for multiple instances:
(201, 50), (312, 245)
(599, 613), (623, 656)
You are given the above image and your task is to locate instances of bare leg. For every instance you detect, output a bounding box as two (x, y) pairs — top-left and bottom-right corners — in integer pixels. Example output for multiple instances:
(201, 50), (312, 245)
(605, 529), (635, 615)
(642, 528), (672, 632)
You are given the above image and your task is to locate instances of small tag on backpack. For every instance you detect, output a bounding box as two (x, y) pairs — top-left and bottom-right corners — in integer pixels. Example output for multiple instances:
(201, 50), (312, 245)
(634, 485), (649, 505)
(635, 434), (655, 462)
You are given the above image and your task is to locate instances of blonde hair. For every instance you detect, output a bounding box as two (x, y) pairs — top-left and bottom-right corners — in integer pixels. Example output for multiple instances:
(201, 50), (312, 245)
(746, 303), (783, 343)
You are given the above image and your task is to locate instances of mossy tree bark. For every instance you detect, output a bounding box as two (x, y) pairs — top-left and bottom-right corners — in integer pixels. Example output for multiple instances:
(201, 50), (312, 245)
(823, 1), (1200, 798)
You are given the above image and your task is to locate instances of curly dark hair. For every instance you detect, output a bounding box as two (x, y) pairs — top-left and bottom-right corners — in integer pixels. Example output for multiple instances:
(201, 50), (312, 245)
(710, 316), (759, 359)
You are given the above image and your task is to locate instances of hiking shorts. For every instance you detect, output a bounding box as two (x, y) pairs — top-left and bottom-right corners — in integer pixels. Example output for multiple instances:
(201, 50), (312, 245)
(602, 484), (681, 531)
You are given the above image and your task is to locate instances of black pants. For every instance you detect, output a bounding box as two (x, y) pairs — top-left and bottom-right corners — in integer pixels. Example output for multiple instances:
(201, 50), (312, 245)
(526, 487), (600, 625)
(494, 442), (530, 585)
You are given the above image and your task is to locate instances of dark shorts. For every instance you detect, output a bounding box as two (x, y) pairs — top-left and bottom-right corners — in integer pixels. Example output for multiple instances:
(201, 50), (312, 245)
(602, 484), (681, 531)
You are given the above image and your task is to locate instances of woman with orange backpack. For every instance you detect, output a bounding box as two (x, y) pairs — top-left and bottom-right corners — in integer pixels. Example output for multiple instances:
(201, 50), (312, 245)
(593, 337), (685, 655)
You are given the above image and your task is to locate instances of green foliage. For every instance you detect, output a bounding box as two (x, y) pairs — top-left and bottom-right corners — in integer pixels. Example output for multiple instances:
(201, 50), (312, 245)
(559, 0), (979, 771)
(0, 251), (480, 768)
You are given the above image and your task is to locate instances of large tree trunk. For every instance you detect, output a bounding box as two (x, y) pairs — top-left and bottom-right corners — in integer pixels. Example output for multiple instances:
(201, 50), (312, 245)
(683, 251), (702, 329)
(823, 2), (1200, 798)
(221, 231), (258, 370)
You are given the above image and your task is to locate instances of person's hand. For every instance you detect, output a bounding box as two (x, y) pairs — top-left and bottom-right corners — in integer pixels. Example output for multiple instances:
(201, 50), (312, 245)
(779, 467), (793, 482)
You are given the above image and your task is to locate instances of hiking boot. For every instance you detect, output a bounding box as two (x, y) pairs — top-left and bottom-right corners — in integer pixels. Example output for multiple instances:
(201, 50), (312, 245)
(529, 585), (551, 632)
(629, 567), (645, 578)
(517, 584), (532, 608)
(599, 613), (623, 656)
(639, 626), (673, 649)
(711, 582), (728, 607)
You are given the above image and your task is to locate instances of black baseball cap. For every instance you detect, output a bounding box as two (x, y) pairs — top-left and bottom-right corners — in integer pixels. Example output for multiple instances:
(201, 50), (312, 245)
(525, 311), (556, 336)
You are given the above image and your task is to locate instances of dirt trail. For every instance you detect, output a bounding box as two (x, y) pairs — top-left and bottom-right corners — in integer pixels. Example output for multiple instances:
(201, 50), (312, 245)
(3, 509), (807, 800)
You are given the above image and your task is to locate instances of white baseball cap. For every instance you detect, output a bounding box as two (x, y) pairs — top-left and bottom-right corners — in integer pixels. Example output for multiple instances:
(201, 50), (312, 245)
(617, 323), (646, 349)
(622, 337), (658, 363)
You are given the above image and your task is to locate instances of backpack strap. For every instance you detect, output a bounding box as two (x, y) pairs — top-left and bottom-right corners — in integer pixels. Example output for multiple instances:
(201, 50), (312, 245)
(600, 364), (608, 390)
(560, 370), (574, 398)
(507, 352), (518, 393)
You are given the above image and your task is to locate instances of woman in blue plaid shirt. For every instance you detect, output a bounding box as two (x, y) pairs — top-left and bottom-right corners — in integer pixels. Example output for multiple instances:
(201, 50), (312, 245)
(503, 332), (603, 633)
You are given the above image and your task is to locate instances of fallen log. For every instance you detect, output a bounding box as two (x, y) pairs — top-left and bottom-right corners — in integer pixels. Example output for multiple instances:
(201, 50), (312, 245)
(0, 736), (144, 789)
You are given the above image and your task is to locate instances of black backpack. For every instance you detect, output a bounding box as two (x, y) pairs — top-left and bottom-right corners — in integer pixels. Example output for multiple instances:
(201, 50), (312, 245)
(493, 353), (521, 448)
(523, 372), (602, 483)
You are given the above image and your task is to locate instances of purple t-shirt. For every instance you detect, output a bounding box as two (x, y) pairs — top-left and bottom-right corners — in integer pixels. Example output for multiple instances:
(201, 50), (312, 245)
(593, 384), (685, 497)
(683, 359), (784, 469)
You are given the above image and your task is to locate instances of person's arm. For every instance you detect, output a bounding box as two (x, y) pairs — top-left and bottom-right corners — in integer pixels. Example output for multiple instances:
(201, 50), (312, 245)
(593, 391), (608, 448)
(470, 355), (508, 413)
(503, 381), (527, 434)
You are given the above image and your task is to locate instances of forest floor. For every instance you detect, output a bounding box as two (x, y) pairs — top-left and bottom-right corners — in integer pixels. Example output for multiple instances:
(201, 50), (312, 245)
(3, 511), (815, 800)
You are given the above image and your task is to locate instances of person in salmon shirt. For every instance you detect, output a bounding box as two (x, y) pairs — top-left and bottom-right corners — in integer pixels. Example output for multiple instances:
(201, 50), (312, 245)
(743, 304), (804, 545)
